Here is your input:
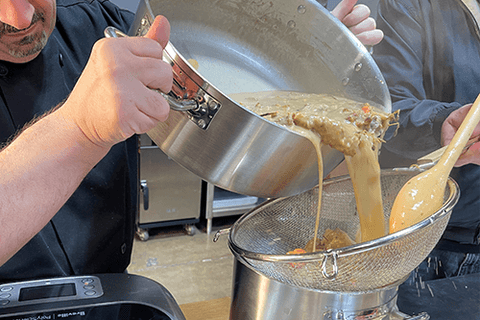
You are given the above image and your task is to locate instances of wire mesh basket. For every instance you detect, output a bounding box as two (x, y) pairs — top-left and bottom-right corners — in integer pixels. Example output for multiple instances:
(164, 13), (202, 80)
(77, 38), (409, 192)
(228, 170), (460, 292)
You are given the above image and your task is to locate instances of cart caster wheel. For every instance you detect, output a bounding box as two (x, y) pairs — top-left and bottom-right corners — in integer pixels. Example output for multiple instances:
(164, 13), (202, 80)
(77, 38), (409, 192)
(185, 224), (195, 236)
(137, 229), (149, 241)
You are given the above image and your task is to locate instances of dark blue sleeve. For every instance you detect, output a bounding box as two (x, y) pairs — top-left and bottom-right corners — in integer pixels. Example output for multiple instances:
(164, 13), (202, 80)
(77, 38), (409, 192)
(373, 0), (462, 163)
(92, 0), (135, 33)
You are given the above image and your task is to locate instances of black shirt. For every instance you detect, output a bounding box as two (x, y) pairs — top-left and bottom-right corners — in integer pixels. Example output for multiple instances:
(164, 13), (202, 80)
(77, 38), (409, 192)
(0, 0), (137, 282)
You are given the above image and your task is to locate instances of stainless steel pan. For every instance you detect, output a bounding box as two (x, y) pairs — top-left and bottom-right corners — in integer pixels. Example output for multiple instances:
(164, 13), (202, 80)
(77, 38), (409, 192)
(128, 0), (391, 198)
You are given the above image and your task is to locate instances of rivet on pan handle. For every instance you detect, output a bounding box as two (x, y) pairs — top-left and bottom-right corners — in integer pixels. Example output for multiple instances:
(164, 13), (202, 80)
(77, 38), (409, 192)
(321, 250), (338, 280)
(104, 26), (198, 112)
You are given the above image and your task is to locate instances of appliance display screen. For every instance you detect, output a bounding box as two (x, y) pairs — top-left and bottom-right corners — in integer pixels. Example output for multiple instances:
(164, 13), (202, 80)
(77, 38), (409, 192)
(19, 283), (76, 301)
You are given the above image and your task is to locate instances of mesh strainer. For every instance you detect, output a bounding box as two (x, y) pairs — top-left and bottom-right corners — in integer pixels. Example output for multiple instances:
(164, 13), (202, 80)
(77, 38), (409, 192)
(228, 170), (459, 292)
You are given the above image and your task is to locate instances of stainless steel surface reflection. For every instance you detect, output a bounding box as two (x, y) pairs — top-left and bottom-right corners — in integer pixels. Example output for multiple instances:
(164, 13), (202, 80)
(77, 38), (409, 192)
(230, 259), (428, 320)
(129, 0), (391, 198)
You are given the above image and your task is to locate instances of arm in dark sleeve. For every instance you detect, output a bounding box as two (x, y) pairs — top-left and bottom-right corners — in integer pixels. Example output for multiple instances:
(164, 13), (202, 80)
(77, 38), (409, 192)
(97, 0), (135, 33)
(374, 0), (462, 162)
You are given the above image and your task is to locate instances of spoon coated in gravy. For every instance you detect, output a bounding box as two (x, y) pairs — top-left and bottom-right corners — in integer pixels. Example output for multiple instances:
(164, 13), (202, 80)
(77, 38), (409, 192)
(389, 94), (480, 233)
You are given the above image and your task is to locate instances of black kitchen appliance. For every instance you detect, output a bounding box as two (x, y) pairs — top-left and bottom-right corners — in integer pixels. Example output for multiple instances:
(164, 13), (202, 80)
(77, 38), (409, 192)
(0, 273), (185, 320)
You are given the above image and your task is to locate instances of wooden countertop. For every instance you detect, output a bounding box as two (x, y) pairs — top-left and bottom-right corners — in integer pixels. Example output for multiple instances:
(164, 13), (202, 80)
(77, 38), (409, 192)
(180, 297), (231, 320)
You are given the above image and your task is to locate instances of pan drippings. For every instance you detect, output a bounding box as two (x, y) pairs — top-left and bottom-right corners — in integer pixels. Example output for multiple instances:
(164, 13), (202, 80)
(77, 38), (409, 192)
(230, 91), (397, 250)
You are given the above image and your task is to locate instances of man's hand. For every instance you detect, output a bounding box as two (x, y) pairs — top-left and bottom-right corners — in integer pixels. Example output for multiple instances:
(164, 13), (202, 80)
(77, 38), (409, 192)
(331, 0), (384, 46)
(60, 15), (173, 150)
(442, 103), (480, 166)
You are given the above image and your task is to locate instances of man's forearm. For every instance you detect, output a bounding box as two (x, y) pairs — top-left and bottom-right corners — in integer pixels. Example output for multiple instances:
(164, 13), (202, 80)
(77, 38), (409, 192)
(0, 107), (110, 266)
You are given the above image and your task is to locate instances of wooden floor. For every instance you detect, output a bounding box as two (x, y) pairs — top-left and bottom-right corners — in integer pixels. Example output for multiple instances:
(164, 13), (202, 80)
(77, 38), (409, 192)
(180, 297), (231, 320)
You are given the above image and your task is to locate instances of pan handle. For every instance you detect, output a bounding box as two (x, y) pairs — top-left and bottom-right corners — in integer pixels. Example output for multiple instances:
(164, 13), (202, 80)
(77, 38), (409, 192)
(104, 26), (198, 112)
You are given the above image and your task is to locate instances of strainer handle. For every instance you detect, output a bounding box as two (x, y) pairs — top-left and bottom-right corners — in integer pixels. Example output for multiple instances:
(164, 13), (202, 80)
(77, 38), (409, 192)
(213, 228), (231, 242)
(321, 251), (338, 280)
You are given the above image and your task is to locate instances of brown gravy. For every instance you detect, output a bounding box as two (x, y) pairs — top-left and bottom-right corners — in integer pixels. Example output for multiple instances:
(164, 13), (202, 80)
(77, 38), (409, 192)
(229, 91), (396, 249)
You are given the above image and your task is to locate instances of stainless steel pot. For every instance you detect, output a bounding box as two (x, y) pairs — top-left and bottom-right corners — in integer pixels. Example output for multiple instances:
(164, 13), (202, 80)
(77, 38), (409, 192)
(230, 260), (429, 320)
(129, 0), (391, 198)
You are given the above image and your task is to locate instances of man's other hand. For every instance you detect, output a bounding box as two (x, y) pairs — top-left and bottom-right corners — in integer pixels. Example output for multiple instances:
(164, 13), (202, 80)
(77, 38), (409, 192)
(331, 0), (384, 46)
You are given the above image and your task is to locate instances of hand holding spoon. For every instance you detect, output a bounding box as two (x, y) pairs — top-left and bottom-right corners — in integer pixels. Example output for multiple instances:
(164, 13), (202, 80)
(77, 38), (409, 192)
(389, 94), (480, 233)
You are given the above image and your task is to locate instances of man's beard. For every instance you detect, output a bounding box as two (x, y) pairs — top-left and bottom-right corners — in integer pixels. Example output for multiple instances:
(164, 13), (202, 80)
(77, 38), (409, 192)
(0, 11), (48, 59)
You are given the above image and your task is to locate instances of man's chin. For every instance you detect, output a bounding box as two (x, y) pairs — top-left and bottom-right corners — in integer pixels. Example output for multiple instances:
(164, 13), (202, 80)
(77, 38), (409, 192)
(1, 31), (47, 63)
(3, 51), (42, 63)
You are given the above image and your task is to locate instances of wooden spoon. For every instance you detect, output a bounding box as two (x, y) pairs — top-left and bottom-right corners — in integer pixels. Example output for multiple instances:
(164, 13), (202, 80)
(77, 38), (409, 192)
(389, 94), (480, 233)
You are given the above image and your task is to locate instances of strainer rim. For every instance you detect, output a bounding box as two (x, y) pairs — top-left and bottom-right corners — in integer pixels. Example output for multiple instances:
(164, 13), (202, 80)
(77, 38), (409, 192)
(228, 169), (460, 263)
